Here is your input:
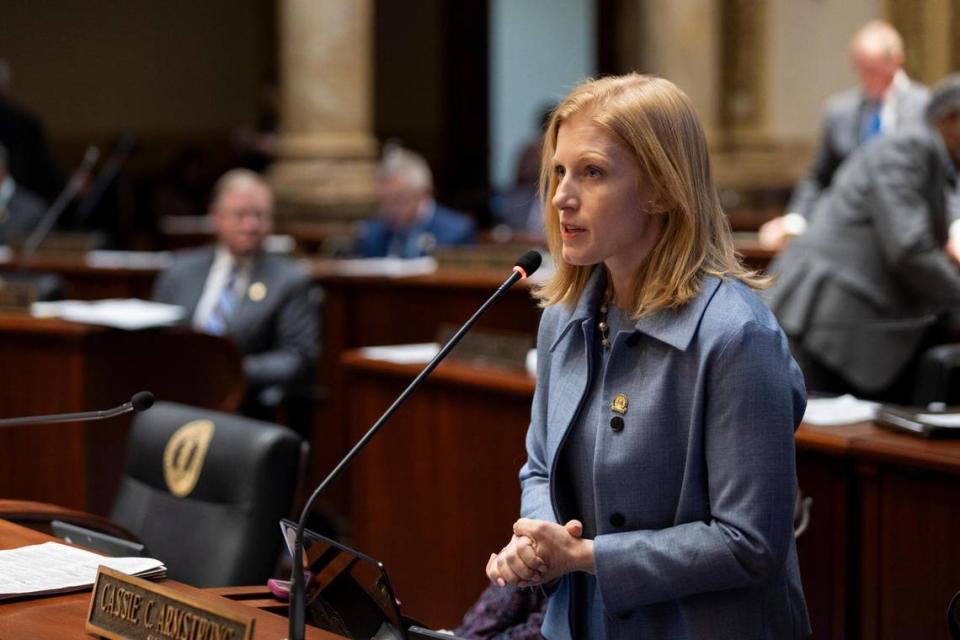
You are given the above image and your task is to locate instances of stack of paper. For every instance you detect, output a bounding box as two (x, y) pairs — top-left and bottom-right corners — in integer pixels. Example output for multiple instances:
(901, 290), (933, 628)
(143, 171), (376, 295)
(331, 257), (438, 278)
(359, 343), (440, 364)
(803, 394), (880, 426)
(0, 542), (166, 600)
(31, 299), (186, 330)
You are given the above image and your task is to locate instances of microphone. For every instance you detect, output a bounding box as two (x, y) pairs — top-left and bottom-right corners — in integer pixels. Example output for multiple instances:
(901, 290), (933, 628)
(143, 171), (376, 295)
(74, 134), (138, 227)
(21, 145), (100, 261)
(0, 391), (155, 428)
(288, 251), (542, 640)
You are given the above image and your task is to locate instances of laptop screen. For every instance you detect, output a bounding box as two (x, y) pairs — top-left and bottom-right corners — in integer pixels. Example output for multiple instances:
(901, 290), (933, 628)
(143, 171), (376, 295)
(280, 519), (406, 640)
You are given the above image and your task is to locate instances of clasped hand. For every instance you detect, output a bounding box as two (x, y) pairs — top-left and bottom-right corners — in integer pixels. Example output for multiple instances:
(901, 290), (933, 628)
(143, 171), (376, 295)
(486, 518), (594, 588)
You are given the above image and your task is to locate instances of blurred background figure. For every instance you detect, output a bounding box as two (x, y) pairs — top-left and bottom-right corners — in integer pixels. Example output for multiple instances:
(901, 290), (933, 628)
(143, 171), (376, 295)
(356, 143), (476, 258)
(153, 168), (319, 431)
(0, 141), (46, 246)
(0, 59), (65, 202)
(759, 20), (928, 250)
(233, 79), (280, 173)
(768, 75), (960, 403)
(491, 103), (554, 238)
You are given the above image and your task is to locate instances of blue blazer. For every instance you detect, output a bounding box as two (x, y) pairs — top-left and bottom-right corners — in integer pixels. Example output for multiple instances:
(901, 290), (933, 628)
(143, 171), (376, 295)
(521, 268), (810, 639)
(356, 203), (476, 258)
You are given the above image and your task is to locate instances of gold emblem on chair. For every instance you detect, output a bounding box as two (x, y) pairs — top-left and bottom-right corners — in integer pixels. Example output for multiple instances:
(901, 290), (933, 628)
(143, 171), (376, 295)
(611, 393), (629, 415)
(163, 419), (215, 498)
(248, 281), (267, 302)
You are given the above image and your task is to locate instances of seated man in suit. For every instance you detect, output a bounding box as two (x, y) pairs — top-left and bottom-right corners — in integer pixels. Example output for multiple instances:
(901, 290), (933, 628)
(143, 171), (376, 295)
(356, 144), (476, 258)
(768, 75), (960, 402)
(760, 20), (929, 250)
(0, 141), (46, 246)
(153, 169), (319, 419)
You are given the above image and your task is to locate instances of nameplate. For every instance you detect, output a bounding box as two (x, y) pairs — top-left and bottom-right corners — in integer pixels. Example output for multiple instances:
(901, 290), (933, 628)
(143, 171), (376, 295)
(86, 566), (254, 640)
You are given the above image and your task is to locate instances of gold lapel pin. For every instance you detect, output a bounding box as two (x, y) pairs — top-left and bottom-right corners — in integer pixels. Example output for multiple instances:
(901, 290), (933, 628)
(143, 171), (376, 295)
(611, 393), (629, 415)
(248, 281), (267, 302)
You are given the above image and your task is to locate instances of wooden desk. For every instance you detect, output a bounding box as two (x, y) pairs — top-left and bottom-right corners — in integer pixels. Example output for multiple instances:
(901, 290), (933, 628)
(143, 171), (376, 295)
(0, 519), (336, 639)
(307, 263), (543, 512)
(341, 353), (534, 630)
(0, 315), (243, 515)
(341, 352), (960, 639)
(0, 254), (160, 299)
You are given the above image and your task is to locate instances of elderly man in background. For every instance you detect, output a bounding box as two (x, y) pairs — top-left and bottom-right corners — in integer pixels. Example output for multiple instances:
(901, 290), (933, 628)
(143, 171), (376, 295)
(760, 20), (929, 250)
(153, 168), (319, 421)
(357, 144), (475, 258)
(768, 75), (960, 402)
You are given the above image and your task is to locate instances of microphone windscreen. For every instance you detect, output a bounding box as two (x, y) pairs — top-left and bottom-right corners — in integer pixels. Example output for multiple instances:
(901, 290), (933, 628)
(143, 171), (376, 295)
(131, 391), (155, 412)
(515, 251), (542, 278)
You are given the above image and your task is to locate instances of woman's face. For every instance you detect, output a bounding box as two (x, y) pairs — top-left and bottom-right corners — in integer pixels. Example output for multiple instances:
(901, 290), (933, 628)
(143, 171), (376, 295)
(551, 110), (663, 281)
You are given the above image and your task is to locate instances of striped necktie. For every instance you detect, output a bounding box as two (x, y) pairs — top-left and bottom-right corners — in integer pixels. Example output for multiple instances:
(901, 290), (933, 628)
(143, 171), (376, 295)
(203, 266), (239, 335)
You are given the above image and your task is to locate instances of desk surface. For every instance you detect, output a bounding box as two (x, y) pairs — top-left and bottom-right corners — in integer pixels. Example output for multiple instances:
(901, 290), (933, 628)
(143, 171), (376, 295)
(341, 353), (960, 474)
(0, 519), (337, 639)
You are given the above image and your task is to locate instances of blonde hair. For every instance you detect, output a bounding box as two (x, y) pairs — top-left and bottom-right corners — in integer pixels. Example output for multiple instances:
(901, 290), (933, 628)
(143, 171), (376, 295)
(535, 73), (766, 315)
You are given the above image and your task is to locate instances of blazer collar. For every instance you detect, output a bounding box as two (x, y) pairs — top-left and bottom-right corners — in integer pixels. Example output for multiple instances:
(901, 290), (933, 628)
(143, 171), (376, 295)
(632, 276), (721, 350)
(549, 266), (722, 352)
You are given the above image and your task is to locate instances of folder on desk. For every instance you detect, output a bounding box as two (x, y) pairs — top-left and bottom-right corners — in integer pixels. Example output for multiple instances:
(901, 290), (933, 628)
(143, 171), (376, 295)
(875, 405), (960, 438)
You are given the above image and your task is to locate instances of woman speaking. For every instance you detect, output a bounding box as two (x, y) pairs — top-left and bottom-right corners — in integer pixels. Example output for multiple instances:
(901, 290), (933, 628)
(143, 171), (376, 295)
(486, 74), (810, 639)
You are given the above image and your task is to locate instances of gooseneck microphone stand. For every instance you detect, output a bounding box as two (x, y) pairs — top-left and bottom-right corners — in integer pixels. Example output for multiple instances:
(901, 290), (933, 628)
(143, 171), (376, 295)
(288, 251), (542, 640)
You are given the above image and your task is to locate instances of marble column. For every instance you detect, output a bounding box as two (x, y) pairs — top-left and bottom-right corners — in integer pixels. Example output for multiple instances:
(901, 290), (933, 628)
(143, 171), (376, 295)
(886, 0), (954, 85)
(269, 0), (378, 221)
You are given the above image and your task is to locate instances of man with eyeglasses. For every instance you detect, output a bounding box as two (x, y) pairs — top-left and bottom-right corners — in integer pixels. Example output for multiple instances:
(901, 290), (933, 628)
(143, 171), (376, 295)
(153, 168), (319, 421)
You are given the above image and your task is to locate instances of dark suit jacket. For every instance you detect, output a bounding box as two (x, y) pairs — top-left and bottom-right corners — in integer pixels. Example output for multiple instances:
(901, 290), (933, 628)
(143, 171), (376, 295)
(769, 126), (960, 393)
(0, 99), (65, 200)
(356, 203), (476, 258)
(152, 246), (320, 395)
(788, 80), (929, 217)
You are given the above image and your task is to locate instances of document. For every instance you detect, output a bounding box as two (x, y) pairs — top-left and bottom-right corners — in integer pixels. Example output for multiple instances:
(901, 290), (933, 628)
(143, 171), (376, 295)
(360, 343), (441, 364)
(803, 394), (880, 426)
(31, 298), (186, 330)
(331, 257), (437, 278)
(0, 541), (166, 600)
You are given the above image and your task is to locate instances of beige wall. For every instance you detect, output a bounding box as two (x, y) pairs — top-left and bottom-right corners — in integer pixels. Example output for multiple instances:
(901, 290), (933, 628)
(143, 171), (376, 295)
(0, 1), (273, 139)
(768, 0), (881, 139)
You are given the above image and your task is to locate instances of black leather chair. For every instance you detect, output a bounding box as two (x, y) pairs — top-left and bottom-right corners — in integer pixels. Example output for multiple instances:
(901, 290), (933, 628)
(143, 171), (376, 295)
(110, 401), (303, 588)
(913, 344), (960, 406)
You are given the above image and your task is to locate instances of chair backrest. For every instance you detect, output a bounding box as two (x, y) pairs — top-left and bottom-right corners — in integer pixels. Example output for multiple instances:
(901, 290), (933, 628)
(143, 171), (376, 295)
(110, 401), (302, 587)
(913, 344), (960, 406)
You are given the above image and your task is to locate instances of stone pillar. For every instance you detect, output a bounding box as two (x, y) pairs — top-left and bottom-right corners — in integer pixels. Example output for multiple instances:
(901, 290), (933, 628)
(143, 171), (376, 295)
(269, 0), (378, 221)
(886, 0), (954, 86)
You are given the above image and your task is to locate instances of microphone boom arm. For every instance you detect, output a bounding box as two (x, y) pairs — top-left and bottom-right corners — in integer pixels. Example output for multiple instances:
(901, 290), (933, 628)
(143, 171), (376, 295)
(288, 263), (534, 640)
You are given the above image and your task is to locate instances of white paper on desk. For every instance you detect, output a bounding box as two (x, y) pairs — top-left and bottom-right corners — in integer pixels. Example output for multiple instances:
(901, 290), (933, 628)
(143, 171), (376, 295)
(331, 257), (437, 278)
(85, 250), (173, 270)
(803, 394), (880, 426)
(359, 343), (440, 364)
(31, 299), (186, 330)
(0, 542), (165, 600)
(914, 413), (960, 428)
